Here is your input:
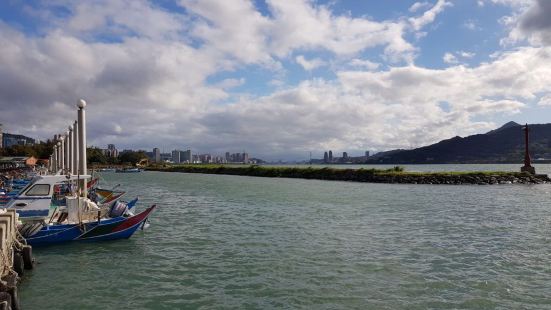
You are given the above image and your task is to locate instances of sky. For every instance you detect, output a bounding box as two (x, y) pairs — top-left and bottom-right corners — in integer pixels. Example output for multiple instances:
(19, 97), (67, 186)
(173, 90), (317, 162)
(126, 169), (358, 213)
(1, 0), (551, 160)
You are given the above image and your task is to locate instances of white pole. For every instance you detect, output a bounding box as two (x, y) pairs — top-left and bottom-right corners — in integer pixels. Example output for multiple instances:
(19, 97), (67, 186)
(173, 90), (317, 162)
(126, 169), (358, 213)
(59, 135), (65, 172)
(56, 142), (61, 172)
(68, 126), (73, 174)
(53, 135), (58, 172)
(77, 99), (87, 197)
(64, 130), (70, 174)
(73, 120), (78, 175)
(52, 146), (57, 172)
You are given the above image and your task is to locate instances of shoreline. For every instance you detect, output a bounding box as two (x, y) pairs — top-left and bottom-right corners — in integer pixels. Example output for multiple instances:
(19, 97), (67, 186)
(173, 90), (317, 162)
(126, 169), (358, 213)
(145, 165), (551, 185)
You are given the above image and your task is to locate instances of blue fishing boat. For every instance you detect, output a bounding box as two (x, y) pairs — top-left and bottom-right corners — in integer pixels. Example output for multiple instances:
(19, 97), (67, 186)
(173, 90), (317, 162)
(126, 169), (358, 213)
(21, 205), (155, 246)
(6, 174), (156, 246)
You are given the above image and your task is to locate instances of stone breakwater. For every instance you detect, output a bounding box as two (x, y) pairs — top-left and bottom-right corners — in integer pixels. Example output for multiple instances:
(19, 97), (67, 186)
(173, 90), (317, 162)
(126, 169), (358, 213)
(147, 165), (551, 185)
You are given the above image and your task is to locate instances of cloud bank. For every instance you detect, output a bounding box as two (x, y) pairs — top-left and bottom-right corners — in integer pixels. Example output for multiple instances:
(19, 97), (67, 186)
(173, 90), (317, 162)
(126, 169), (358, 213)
(0, 0), (549, 160)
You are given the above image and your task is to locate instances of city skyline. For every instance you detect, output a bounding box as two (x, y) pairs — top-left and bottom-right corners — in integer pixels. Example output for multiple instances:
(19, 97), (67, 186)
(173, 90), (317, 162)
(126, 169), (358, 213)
(1, 1), (551, 160)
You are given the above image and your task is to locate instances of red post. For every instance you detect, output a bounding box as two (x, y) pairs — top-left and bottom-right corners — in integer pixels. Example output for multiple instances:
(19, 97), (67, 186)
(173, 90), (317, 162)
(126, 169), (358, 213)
(524, 123), (531, 167)
(521, 123), (536, 174)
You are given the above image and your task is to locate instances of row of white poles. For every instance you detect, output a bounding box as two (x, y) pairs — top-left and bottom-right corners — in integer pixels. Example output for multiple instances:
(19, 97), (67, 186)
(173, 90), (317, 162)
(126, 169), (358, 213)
(48, 99), (88, 196)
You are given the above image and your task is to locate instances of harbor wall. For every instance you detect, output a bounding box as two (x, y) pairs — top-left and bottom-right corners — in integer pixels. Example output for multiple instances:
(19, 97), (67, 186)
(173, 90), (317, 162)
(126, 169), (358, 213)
(147, 165), (551, 185)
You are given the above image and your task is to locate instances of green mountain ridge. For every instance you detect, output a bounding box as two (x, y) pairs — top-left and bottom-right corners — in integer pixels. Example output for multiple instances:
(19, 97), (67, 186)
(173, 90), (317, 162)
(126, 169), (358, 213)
(367, 122), (551, 164)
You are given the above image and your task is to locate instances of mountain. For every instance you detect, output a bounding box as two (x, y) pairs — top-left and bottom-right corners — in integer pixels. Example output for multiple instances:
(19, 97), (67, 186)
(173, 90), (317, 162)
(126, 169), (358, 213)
(366, 122), (551, 164)
(486, 121), (521, 134)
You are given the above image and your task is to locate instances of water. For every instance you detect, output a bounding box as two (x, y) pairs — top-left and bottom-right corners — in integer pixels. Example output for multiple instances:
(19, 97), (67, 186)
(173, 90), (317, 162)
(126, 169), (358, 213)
(20, 165), (551, 309)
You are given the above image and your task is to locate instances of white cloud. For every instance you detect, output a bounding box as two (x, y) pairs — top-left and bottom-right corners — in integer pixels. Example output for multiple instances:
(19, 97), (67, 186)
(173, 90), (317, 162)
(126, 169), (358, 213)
(180, 0), (419, 64)
(61, 0), (185, 40)
(181, 0), (272, 64)
(443, 52), (458, 64)
(463, 20), (479, 30)
(348, 59), (380, 71)
(200, 47), (551, 156)
(295, 55), (326, 71)
(2, 0), (551, 160)
(538, 94), (551, 106)
(459, 51), (476, 58)
(443, 51), (475, 64)
(409, 0), (453, 31)
(409, 2), (431, 13)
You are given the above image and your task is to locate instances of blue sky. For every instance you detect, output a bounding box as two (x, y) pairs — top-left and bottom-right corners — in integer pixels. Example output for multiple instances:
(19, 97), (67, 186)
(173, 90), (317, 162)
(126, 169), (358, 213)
(1, 0), (551, 160)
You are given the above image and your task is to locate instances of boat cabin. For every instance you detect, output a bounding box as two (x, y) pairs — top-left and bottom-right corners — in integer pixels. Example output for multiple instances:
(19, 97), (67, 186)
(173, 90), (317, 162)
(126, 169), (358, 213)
(5, 174), (91, 220)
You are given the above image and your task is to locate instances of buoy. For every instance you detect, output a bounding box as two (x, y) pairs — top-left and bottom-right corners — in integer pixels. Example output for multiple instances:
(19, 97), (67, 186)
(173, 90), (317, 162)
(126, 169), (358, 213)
(22, 246), (33, 270)
(13, 252), (23, 277)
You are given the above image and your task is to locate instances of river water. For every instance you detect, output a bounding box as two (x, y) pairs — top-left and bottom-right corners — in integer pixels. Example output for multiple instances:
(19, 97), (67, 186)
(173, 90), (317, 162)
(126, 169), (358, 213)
(19, 165), (551, 309)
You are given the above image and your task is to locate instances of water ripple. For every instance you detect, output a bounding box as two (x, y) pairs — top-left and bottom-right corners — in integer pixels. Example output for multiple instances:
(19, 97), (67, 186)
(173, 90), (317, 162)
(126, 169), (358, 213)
(19, 169), (551, 309)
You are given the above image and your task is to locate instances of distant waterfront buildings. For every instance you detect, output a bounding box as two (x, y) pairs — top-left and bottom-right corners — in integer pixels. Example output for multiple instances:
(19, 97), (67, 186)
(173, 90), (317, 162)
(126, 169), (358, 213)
(147, 147), (252, 164)
(171, 149), (192, 163)
(319, 149), (370, 164)
(2, 132), (36, 148)
(171, 150), (181, 163)
(153, 148), (161, 163)
(102, 144), (119, 158)
(0, 123), (36, 148)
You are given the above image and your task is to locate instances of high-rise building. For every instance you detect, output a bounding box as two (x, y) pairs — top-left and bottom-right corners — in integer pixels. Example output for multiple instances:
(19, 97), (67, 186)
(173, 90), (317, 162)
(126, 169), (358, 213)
(182, 150), (192, 163)
(324, 152), (328, 163)
(343, 152), (348, 159)
(365, 151), (370, 157)
(328, 150), (333, 162)
(2, 133), (35, 148)
(105, 144), (118, 158)
(160, 153), (172, 162)
(153, 148), (161, 163)
(0, 124), (3, 149)
(172, 150), (181, 163)
(243, 152), (249, 164)
(225, 152), (230, 161)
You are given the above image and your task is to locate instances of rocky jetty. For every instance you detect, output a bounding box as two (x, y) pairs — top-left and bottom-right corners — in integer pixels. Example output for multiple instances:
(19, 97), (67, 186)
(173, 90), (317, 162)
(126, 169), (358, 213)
(147, 165), (551, 185)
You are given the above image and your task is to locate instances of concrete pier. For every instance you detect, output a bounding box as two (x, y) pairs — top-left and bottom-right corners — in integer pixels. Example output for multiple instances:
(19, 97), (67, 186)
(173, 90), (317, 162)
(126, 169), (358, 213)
(0, 208), (31, 308)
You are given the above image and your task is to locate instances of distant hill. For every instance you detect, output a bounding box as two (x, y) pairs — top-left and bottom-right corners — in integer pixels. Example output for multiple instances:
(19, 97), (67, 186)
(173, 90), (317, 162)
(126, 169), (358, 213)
(367, 122), (551, 164)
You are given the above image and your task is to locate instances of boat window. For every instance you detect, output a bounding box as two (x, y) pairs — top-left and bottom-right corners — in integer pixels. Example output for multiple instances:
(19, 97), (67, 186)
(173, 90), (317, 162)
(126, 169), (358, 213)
(25, 184), (50, 196)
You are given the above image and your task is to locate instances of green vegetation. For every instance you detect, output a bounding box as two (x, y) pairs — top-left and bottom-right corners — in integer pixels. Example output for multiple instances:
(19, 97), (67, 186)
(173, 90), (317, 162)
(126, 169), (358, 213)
(1, 143), (147, 166)
(147, 164), (548, 184)
(0, 140), (55, 158)
(88, 148), (148, 166)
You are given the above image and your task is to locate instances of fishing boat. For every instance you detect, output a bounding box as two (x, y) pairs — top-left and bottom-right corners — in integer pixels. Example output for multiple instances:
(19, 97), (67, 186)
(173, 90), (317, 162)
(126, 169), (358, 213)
(5, 174), (156, 246)
(98, 168), (117, 172)
(115, 168), (142, 173)
(20, 205), (156, 246)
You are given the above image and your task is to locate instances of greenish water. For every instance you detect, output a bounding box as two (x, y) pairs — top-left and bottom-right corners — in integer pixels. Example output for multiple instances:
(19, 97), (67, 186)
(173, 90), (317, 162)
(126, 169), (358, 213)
(20, 165), (551, 309)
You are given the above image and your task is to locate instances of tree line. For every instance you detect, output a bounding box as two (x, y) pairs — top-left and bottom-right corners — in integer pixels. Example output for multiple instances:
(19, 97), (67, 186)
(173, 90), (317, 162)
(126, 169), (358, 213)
(0, 141), (148, 166)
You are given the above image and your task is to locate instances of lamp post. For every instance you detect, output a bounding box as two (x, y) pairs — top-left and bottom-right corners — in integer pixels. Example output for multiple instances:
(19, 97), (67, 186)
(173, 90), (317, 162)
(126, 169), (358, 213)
(53, 144), (58, 172)
(77, 99), (87, 196)
(64, 130), (70, 174)
(68, 125), (73, 174)
(56, 141), (61, 173)
(59, 135), (65, 172)
(73, 120), (78, 175)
